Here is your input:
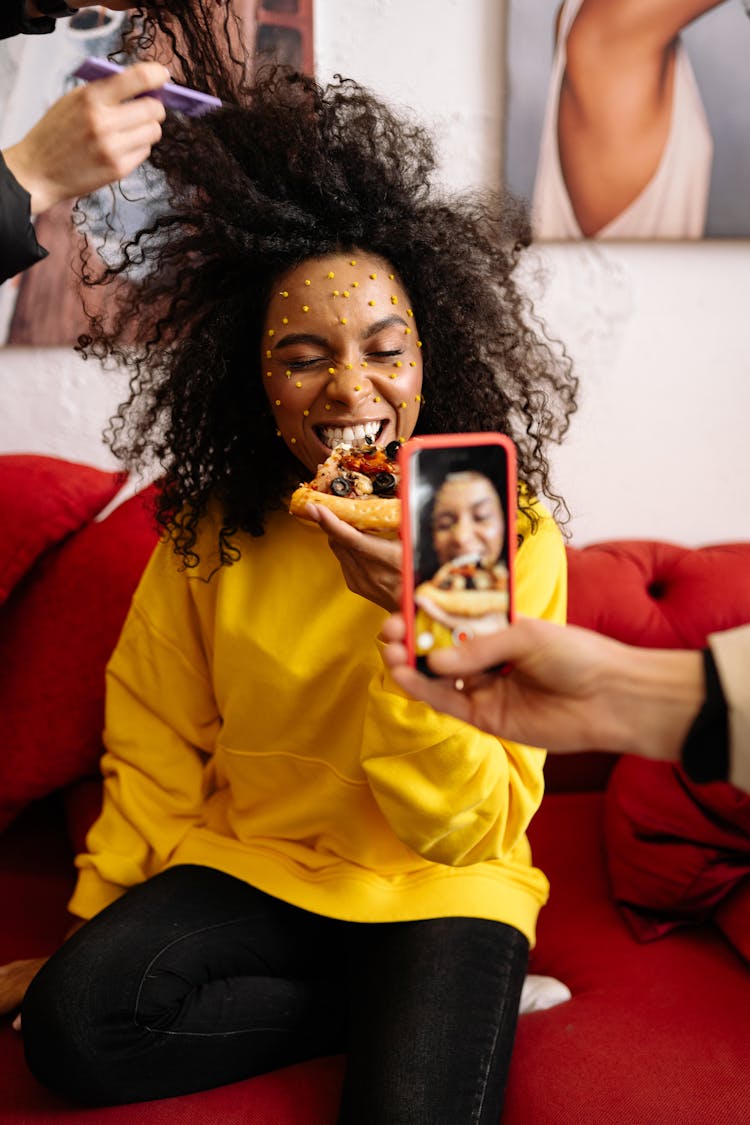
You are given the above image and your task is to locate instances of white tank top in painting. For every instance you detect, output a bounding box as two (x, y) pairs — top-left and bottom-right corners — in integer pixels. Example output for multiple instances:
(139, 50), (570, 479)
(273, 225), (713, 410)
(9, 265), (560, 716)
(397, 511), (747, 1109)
(531, 0), (713, 240)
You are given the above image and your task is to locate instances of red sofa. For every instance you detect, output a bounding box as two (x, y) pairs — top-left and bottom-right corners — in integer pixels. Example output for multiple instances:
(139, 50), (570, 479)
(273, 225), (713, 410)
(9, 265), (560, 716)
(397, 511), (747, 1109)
(1, 454), (749, 1125)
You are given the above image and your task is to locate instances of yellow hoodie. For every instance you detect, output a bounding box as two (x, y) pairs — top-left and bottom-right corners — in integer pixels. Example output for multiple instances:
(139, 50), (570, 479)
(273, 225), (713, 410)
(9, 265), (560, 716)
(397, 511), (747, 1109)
(70, 499), (566, 947)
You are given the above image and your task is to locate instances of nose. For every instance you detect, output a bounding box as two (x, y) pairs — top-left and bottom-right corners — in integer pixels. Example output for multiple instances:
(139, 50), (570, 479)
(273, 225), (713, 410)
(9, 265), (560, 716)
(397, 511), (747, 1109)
(451, 513), (479, 551)
(325, 363), (373, 406)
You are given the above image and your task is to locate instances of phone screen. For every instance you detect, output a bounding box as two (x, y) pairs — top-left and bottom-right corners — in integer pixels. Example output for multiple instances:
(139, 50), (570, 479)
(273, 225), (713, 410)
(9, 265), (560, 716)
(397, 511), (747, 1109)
(399, 434), (516, 674)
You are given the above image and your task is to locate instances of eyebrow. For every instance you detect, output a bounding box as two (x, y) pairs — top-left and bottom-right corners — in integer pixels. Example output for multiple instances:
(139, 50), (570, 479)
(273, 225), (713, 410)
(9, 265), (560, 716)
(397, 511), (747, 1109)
(274, 315), (409, 351)
(274, 332), (328, 350)
(365, 315), (408, 337)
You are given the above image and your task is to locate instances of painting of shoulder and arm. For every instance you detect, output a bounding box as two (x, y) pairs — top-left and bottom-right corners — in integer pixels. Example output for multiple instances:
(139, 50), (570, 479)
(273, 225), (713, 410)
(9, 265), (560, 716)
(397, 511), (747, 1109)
(504, 0), (750, 241)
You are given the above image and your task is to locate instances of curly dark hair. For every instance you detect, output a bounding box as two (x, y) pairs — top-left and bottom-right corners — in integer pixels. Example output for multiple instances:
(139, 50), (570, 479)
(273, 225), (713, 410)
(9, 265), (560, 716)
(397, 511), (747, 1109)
(77, 65), (578, 567)
(118, 2), (251, 104)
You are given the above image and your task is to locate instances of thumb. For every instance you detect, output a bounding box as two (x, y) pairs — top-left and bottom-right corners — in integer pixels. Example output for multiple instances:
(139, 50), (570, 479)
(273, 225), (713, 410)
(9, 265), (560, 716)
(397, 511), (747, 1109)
(426, 616), (542, 677)
(95, 62), (171, 107)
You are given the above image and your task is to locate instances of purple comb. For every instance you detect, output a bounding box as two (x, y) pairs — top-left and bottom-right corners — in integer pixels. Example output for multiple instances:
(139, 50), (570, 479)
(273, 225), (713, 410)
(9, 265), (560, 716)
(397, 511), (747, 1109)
(72, 57), (223, 117)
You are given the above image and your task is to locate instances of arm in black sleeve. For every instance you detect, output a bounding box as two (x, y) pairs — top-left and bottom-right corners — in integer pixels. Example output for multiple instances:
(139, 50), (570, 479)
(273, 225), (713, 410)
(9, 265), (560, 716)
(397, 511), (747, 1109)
(0, 153), (48, 283)
(1, 0), (56, 37)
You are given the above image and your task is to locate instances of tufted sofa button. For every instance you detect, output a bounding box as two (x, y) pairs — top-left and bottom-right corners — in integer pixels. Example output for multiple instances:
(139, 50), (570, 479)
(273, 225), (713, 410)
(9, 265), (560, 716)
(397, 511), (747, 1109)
(647, 579), (667, 599)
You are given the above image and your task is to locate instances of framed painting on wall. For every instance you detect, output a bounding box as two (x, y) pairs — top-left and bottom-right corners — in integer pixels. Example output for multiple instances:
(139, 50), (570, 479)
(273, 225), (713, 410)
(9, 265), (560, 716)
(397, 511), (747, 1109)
(0, 0), (314, 347)
(503, 0), (750, 242)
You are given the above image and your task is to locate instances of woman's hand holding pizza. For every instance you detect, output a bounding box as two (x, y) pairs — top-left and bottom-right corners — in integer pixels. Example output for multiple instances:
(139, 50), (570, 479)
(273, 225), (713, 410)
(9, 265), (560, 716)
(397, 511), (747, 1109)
(303, 502), (402, 612)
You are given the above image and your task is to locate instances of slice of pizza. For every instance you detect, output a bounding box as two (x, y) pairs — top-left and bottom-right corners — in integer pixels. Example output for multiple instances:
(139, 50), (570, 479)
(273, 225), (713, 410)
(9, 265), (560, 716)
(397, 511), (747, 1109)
(415, 553), (509, 618)
(289, 439), (402, 533)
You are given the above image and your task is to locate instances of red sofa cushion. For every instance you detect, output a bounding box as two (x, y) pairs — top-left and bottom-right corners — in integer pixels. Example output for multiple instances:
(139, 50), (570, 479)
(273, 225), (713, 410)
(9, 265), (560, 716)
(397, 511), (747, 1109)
(566, 539), (750, 648)
(0, 489), (159, 833)
(0, 455), (122, 607)
(506, 792), (750, 1125)
(605, 757), (750, 957)
(714, 876), (750, 962)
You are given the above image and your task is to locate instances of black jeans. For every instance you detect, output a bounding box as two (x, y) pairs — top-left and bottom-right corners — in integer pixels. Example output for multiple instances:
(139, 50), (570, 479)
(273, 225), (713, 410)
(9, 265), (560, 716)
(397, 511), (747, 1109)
(22, 865), (528, 1125)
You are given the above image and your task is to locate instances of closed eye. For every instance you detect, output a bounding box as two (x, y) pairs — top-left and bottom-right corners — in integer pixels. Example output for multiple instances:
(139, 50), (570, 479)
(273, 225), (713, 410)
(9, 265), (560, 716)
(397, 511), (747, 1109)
(286, 356), (327, 370)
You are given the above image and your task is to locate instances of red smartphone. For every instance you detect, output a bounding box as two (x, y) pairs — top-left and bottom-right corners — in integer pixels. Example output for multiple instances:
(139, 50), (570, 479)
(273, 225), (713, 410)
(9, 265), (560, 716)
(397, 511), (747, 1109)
(399, 433), (517, 674)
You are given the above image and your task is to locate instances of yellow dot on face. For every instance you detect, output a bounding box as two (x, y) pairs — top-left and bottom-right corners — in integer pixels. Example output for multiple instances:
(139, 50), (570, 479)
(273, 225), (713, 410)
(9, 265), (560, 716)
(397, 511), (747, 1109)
(349, 259), (357, 266)
(390, 295), (398, 305)
(286, 369), (292, 376)
(302, 305), (310, 312)
(415, 394), (422, 402)
(281, 317), (289, 325)
(417, 340), (423, 348)
(340, 317), (348, 325)
(395, 361), (402, 368)
(368, 300), (375, 307)
(303, 409), (310, 416)
(399, 401), (407, 409)
(275, 399), (281, 405)
(361, 361), (368, 368)
(266, 371), (272, 377)
(352, 281), (359, 288)
(280, 290), (289, 298)
(268, 329), (275, 337)
(326, 271), (335, 279)
(369, 273), (377, 280)
(304, 279), (311, 286)
(373, 395), (381, 403)
(388, 373), (397, 380)
(325, 403), (332, 411)
(405, 327), (412, 335)
(328, 367), (335, 374)
(354, 385), (362, 392)
(266, 350), (272, 358)
(344, 363), (353, 370)
(388, 273), (395, 279)
(276, 429), (281, 436)
(407, 309), (414, 317)
(295, 381), (303, 388)
(342, 290), (349, 298)
(410, 361), (416, 367)
(291, 437), (297, 444)
(332, 289), (339, 296)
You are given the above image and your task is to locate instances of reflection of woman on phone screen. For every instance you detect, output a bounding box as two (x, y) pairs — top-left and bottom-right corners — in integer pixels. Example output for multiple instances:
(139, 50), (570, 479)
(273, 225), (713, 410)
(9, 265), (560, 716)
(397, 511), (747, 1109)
(431, 470), (506, 568)
(415, 471), (510, 657)
(533, 0), (727, 240)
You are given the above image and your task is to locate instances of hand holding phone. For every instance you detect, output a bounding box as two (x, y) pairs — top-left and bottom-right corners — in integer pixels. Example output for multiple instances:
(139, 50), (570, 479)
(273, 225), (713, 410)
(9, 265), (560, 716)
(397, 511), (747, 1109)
(72, 57), (223, 117)
(399, 433), (517, 674)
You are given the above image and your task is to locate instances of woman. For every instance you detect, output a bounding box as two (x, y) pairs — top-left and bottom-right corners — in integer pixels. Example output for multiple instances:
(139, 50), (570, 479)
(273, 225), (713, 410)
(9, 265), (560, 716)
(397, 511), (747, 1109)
(9, 68), (577, 1123)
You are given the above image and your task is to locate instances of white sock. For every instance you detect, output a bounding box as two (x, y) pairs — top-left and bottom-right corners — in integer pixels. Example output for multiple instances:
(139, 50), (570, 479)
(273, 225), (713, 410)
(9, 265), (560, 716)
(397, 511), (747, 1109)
(519, 974), (572, 1014)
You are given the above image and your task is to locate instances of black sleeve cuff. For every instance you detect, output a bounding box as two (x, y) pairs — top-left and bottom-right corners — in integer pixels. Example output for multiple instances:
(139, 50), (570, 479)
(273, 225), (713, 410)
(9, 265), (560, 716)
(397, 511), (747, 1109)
(680, 648), (729, 784)
(0, 154), (49, 283)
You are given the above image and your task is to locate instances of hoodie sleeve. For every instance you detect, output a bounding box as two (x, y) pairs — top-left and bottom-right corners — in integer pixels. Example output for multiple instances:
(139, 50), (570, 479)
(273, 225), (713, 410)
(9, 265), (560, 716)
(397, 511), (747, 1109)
(68, 540), (220, 919)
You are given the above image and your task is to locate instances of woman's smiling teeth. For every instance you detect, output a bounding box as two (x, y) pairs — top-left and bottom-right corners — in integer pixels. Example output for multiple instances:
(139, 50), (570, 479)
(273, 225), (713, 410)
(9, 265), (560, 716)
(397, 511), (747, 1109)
(317, 421), (383, 448)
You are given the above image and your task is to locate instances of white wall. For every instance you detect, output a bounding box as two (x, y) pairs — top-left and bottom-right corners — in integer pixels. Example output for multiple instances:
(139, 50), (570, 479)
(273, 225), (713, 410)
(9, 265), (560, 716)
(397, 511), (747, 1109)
(1, 0), (748, 545)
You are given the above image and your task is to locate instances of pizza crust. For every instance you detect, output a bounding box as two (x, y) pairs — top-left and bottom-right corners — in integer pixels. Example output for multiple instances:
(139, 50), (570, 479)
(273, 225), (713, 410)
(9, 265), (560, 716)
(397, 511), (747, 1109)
(289, 483), (401, 534)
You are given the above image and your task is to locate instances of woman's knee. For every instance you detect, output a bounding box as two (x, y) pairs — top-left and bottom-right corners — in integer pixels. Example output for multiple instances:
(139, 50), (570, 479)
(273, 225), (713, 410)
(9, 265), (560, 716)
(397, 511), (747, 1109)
(21, 932), (145, 1103)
